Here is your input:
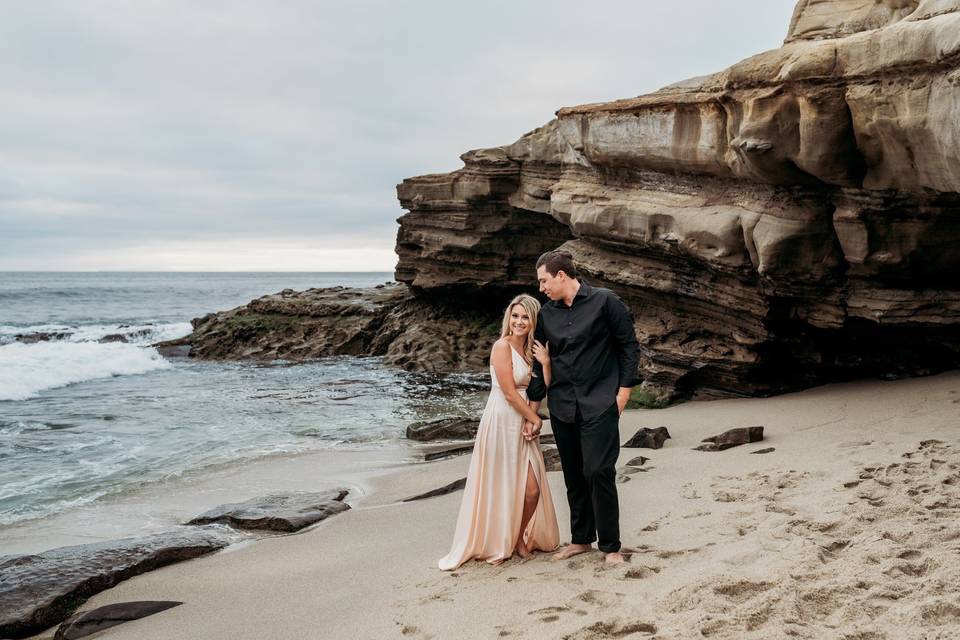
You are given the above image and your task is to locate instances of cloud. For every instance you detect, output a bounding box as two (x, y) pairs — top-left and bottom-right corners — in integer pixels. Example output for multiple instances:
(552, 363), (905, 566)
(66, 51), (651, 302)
(0, 0), (798, 270)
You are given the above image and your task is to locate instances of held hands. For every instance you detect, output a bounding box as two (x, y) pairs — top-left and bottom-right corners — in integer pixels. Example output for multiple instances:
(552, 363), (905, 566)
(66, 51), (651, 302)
(531, 340), (550, 366)
(522, 417), (543, 441)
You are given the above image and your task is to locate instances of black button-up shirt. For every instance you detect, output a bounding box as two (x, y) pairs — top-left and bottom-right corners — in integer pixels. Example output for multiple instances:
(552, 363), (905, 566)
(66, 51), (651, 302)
(527, 281), (640, 422)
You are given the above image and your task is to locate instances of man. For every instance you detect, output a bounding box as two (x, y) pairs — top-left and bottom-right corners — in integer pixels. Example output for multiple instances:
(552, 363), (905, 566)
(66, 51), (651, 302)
(525, 249), (639, 564)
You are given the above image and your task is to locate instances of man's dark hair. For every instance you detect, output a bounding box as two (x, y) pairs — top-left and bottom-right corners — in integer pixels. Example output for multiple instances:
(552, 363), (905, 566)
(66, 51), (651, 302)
(536, 249), (578, 279)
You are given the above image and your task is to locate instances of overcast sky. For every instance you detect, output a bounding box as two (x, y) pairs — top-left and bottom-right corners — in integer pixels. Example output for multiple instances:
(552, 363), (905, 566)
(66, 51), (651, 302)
(0, 0), (797, 271)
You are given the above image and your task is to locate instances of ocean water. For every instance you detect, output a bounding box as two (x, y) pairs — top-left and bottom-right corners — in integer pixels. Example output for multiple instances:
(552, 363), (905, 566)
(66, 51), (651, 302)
(0, 273), (486, 540)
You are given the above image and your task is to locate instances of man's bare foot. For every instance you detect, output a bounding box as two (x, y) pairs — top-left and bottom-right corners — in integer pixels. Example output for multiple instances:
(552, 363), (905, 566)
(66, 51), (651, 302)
(514, 542), (532, 559)
(553, 543), (592, 560)
(604, 551), (627, 564)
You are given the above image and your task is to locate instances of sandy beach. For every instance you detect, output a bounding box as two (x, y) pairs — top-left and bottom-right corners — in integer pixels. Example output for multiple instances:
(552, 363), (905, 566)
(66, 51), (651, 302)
(30, 370), (960, 640)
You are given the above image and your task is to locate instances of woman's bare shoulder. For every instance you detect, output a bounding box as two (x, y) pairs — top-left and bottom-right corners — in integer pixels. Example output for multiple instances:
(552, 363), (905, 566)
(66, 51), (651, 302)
(490, 338), (510, 355)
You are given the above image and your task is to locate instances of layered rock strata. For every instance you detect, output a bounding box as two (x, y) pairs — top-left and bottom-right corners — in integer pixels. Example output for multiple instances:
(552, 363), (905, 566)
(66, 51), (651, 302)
(395, 0), (960, 397)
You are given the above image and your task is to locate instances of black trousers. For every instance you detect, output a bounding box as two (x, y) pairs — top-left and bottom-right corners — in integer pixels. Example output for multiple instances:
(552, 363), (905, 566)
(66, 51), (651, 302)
(550, 402), (621, 553)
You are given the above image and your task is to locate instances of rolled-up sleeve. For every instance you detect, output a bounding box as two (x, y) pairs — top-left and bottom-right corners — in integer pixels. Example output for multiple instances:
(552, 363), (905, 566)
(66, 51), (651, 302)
(604, 292), (639, 388)
(527, 319), (548, 401)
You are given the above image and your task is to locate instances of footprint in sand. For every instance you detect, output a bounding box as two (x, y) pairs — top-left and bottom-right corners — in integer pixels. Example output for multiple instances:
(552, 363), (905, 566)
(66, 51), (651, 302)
(838, 440), (874, 449)
(680, 483), (701, 500)
(576, 589), (624, 608)
(712, 579), (774, 604)
(528, 605), (569, 617)
(919, 601), (960, 626)
(562, 619), (657, 639)
(621, 565), (661, 580)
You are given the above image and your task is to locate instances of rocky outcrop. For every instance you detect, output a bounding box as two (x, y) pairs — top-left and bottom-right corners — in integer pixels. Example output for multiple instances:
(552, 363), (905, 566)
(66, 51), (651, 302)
(395, 0), (960, 398)
(159, 284), (501, 373)
(0, 529), (230, 639)
(186, 490), (351, 533)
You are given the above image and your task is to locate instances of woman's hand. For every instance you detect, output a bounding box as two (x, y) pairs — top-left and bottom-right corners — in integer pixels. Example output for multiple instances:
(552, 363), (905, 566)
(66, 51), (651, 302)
(532, 340), (550, 366)
(522, 418), (542, 441)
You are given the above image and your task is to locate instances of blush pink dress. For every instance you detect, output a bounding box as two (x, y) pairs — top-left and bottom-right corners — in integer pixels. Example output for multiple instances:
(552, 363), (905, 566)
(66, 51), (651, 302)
(438, 344), (560, 570)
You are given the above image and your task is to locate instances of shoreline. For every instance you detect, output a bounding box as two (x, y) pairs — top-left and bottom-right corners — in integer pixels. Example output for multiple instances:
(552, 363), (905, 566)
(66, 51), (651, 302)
(1, 441), (422, 557)
(23, 369), (960, 639)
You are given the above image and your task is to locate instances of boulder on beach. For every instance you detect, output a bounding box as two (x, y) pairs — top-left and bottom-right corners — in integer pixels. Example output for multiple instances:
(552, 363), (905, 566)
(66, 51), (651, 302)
(402, 478), (468, 502)
(186, 490), (351, 532)
(406, 417), (480, 441)
(694, 426), (765, 452)
(423, 443), (475, 461)
(541, 445), (562, 472)
(623, 427), (672, 449)
(0, 529), (230, 639)
(54, 601), (182, 640)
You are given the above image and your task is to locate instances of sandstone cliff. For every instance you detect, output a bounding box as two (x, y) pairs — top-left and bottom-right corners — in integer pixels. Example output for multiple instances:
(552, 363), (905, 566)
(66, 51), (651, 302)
(396, 0), (960, 398)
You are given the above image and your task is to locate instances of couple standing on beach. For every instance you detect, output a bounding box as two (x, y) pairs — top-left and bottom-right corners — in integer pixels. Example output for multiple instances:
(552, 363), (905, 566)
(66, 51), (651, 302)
(439, 249), (640, 570)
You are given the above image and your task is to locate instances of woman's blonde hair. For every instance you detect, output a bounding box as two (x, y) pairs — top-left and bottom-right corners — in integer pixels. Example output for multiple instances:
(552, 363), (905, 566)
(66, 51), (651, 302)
(499, 294), (541, 365)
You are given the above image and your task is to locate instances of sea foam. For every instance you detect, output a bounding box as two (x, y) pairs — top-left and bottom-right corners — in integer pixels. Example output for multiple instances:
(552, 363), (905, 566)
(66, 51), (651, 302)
(0, 341), (173, 401)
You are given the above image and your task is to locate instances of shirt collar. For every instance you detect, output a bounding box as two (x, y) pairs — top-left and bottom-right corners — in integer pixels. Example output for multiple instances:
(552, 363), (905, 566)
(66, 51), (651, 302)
(549, 279), (590, 308)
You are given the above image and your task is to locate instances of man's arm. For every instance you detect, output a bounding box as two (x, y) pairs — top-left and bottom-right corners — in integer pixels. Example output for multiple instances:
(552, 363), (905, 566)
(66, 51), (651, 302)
(604, 292), (640, 412)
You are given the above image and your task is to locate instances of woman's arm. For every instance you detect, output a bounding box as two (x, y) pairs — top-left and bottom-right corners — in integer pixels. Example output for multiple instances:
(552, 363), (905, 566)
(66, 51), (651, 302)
(491, 340), (543, 427)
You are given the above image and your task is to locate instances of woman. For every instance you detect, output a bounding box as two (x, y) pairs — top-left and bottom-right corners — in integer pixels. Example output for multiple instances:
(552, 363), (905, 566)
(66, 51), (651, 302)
(438, 294), (560, 570)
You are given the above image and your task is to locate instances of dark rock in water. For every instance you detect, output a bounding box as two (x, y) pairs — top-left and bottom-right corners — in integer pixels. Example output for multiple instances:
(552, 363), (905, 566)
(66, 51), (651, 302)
(14, 331), (72, 344)
(54, 601), (182, 640)
(0, 529), (230, 639)
(541, 446), (562, 472)
(538, 432), (556, 445)
(623, 427), (671, 449)
(625, 456), (650, 467)
(423, 443), (475, 461)
(98, 334), (129, 344)
(406, 417), (479, 441)
(187, 490), (350, 532)
(154, 343), (191, 358)
(751, 447), (776, 455)
(402, 478), (467, 502)
(695, 426), (765, 452)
